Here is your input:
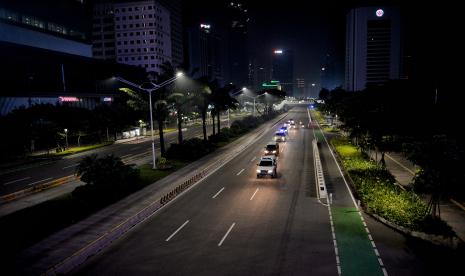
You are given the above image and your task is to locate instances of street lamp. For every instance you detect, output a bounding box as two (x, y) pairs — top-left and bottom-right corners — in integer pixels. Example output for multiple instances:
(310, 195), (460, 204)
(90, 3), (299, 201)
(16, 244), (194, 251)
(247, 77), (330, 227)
(228, 87), (247, 127)
(114, 72), (184, 169)
(240, 93), (266, 116)
(64, 128), (68, 149)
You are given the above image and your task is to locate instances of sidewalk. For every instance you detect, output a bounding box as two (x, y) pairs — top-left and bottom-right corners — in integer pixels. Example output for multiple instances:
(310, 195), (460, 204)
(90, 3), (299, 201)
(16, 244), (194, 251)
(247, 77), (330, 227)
(368, 150), (465, 243)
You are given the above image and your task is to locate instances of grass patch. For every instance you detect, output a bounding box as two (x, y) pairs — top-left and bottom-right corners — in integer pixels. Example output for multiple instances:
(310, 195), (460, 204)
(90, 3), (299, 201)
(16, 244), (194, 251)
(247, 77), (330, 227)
(139, 160), (188, 185)
(45, 142), (113, 156)
(332, 137), (452, 236)
(313, 110), (326, 125)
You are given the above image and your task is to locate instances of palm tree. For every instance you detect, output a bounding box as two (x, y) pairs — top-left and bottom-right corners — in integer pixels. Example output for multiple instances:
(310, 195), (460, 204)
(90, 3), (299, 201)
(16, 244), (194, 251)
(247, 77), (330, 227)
(152, 62), (177, 156)
(168, 88), (192, 145)
(210, 84), (238, 134)
(191, 76), (212, 141)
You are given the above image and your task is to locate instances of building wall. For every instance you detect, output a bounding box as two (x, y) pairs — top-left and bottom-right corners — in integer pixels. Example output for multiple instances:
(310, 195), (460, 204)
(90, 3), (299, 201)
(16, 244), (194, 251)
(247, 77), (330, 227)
(113, 1), (172, 73)
(188, 24), (226, 85)
(0, 22), (92, 57)
(92, 3), (116, 60)
(157, 0), (184, 68)
(345, 7), (401, 91)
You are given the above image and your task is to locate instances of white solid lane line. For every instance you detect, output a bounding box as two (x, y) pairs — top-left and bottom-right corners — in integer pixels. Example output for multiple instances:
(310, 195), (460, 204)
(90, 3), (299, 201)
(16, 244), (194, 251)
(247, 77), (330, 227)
(218, 222), (236, 247)
(3, 177), (31, 186)
(250, 188), (259, 201)
(236, 169), (245, 176)
(28, 177), (53, 186)
(166, 220), (189, 241)
(212, 187), (225, 199)
(62, 163), (79, 170)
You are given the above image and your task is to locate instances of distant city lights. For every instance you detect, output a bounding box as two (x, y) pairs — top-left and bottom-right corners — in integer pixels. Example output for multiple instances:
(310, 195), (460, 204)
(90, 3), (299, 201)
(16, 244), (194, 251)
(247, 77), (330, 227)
(200, 23), (211, 29)
(376, 9), (384, 17)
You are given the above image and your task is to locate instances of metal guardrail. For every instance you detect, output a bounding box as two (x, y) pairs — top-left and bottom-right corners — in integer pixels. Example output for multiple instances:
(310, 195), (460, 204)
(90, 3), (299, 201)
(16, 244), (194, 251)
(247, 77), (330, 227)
(0, 175), (78, 204)
(313, 139), (327, 200)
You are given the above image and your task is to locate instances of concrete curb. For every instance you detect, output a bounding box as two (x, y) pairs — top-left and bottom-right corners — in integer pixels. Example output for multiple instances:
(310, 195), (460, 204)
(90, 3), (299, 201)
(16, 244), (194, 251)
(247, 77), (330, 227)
(367, 211), (463, 249)
(43, 112), (287, 275)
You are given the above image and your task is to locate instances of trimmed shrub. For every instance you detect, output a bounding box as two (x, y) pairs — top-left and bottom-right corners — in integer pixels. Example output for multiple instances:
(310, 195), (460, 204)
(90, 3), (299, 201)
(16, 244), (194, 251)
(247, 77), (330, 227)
(332, 137), (447, 234)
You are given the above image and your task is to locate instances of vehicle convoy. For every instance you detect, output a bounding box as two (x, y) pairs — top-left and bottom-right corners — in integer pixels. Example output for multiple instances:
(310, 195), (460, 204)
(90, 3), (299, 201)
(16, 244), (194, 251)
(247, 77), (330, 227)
(264, 142), (279, 156)
(256, 156), (277, 178)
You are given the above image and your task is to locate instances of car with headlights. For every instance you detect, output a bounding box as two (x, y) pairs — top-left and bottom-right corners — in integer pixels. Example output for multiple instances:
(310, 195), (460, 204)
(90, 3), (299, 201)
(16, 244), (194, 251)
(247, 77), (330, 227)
(279, 125), (288, 133)
(274, 131), (287, 142)
(264, 142), (279, 156)
(256, 156), (277, 178)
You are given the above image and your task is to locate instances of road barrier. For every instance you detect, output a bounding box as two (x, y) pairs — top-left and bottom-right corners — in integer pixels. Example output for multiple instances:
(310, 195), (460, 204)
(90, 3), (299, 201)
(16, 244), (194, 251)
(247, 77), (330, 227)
(313, 139), (327, 200)
(0, 175), (78, 204)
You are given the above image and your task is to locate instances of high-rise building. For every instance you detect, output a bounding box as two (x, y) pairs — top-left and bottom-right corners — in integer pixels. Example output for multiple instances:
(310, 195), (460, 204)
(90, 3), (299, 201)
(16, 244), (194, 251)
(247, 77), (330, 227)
(345, 7), (401, 91)
(226, 2), (249, 88)
(157, 0), (184, 68)
(92, 3), (116, 60)
(188, 23), (226, 84)
(0, 0), (92, 57)
(0, 0), (144, 115)
(296, 78), (305, 98)
(92, 1), (172, 73)
(248, 59), (268, 91)
(271, 49), (294, 96)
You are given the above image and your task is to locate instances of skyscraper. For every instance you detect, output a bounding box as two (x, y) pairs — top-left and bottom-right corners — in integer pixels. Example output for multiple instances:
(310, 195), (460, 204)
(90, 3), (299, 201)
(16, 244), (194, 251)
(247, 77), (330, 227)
(188, 23), (226, 84)
(226, 2), (249, 88)
(345, 7), (401, 91)
(296, 78), (305, 98)
(271, 49), (294, 96)
(157, 0), (184, 68)
(92, 1), (172, 73)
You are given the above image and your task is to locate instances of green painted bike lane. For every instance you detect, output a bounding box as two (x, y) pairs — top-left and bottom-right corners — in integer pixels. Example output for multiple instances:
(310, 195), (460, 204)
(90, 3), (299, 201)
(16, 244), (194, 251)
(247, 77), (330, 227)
(313, 127), (385, 276)
(331, 207), (384, 276)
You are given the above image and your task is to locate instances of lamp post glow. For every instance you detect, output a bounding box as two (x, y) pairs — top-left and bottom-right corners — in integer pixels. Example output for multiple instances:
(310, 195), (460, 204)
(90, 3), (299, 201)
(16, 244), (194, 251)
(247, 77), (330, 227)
(114, 72), (183, 169)
(228, 87), (247, 127)
(64, 129), (68, 149)
(240, 92), (266, 116)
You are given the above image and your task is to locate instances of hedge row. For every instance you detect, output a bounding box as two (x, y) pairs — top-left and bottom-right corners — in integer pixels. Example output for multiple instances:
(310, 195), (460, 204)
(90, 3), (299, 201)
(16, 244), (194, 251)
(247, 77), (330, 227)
(332, 137), (452, 235)
(166, 112), (282, 161)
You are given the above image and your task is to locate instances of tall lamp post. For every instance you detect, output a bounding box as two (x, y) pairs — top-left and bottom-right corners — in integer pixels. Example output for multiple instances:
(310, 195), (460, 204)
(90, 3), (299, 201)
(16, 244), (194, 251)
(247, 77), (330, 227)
(228, 87), (247, 127)
(64, 128), (68, 149)
(114, 72), (183, 169)
(240, 93), (266, 116)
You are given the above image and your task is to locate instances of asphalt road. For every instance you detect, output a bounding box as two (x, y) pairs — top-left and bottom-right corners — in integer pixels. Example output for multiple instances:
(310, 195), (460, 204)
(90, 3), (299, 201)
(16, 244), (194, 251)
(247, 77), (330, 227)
(0, 118), (228, 196)
(75, 107), (465, 276)
(76, 108), (337, 275)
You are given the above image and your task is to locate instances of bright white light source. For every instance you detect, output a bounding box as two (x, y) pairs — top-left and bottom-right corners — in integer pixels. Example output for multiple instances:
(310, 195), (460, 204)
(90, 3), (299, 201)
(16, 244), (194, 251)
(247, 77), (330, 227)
(376, 9), (384, 17)
(274, 50), (283, 54)
(200, 24), (210, 29)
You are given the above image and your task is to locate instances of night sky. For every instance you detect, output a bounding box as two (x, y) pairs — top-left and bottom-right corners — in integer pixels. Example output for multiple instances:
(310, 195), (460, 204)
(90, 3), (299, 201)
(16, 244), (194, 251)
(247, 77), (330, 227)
(186, 0), (418, 90)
